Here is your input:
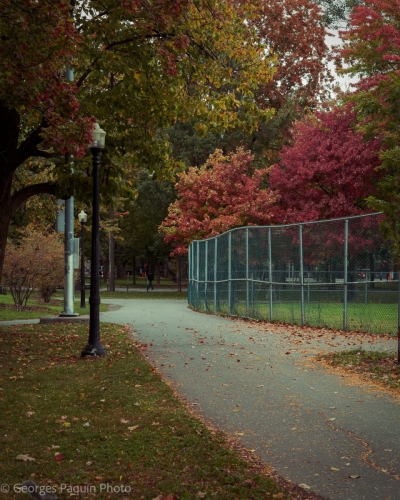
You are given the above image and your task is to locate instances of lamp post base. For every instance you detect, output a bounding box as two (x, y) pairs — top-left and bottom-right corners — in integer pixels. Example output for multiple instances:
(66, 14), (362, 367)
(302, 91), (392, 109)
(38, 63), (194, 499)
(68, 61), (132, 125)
(81, 343), (107, 357)
(59, 312), (79, 317)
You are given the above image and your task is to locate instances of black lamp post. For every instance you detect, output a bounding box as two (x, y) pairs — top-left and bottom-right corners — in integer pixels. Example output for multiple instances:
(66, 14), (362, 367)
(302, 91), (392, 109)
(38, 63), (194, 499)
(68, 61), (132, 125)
(78, 210), (87, 309)
(81, 123), (107, 357)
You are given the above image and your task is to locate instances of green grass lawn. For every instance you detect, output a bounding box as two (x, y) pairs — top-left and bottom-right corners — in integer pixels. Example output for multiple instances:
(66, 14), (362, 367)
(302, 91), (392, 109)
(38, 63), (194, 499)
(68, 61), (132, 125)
(256, 302), (397, 335)
(110, 277), (185, 288)
(197, 300), (397, 336)
(0, 289), (187, 322)
(0, 293), (107, 322)
(0, 323), (288, 500)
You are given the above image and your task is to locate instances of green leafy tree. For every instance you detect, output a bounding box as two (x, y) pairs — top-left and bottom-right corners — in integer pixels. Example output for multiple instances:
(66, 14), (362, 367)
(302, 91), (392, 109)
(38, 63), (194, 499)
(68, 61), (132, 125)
(167, 0), (330, 170)
(119, 172), (176, 273)
(0, 0), (276, 279)
(316, 0), (361, 28)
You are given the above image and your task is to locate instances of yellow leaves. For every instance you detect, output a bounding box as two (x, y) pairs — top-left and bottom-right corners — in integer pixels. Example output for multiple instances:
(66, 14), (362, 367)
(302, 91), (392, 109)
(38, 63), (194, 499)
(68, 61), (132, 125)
(194, 123), (208, 137)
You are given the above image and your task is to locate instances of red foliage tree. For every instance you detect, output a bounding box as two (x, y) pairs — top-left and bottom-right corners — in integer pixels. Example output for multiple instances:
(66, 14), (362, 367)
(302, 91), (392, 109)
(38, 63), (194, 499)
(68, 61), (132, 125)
(161, 148), (278, 255)
(269, 105), (382, 223)
(246, 0), (330, 109)
(337, 0), (400, 251)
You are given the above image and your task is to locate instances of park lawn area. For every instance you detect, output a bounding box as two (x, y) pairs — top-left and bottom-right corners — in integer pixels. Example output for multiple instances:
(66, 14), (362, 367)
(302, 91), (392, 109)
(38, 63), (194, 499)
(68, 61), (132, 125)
(113, 277), (183, 288)
(317, 349), (400, 391)
(0, 293), (108, 321)
(213, 301), (397, 336)
(108, 276), (187, 290)
(0, 323), (289, 500)
(100, 291), (187, 300)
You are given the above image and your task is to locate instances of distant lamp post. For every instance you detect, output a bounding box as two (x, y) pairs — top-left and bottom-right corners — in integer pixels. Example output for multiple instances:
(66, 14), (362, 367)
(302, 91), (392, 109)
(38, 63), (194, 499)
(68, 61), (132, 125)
(78, 210), (87, 309)
(81, 123), (107, 357)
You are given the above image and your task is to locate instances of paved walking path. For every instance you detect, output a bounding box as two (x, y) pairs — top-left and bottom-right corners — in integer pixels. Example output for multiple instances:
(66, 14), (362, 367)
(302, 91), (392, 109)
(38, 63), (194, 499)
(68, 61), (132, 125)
(100, 298), (399, 500)
(0, 318), (40, 326)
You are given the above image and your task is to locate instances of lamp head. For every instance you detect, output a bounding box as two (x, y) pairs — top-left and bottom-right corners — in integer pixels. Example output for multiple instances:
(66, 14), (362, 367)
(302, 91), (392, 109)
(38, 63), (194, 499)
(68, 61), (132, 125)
(89, 122), (106, 149)
(78, 210), (88, 223)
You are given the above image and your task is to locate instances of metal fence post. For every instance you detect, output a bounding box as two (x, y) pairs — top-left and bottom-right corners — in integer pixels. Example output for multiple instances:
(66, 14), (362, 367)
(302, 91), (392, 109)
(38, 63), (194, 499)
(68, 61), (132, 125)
(268, 228), (273, 322)
(246, 228), (249, 318)
(205, 239), (208, 310)
(397, 270), (400, 364)
(214, 238), (218, 314)
(196, 241), (200, 308)
(299, 224), (305, 327)
(187, 244), (191, 304)
(343, 219), (349, 331)
(228, 231), (232, 315)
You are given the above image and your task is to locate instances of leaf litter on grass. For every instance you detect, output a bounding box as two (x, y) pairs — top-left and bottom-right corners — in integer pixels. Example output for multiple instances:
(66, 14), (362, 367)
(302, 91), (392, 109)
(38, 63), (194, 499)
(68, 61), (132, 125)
(0, 322), (326, 499)
(316, 348), (400, 394)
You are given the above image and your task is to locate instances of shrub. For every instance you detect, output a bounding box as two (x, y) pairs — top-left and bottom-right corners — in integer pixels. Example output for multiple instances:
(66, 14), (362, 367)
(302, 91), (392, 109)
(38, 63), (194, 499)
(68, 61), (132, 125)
(3, 228), (64, 306)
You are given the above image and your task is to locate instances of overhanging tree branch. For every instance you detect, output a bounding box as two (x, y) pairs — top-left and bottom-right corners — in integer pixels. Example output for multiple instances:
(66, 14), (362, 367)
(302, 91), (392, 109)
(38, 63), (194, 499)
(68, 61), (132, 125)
(11, 182), (56, 216)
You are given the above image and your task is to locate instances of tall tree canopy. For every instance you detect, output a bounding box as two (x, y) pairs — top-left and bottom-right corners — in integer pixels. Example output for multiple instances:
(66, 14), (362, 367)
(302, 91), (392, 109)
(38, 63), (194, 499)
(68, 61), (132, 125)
(119, 171), (176, 264)
(165, 0), (330, 174)
(269, 105), (382, 223)
(316, 0), (360, 28)
(0, 0), (277, 278)
(161, 148), (277, 255)
(248, 0), (328, 109)
(337, 0), (400, 247)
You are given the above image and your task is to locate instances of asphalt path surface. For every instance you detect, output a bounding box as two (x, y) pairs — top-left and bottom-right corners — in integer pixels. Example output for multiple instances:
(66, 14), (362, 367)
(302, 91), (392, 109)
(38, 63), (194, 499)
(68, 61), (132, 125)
(100, 298), (400, 500)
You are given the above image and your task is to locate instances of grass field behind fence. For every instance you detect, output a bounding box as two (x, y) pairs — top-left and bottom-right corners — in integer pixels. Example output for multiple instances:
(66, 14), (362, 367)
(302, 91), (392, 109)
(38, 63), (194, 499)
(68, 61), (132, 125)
(196, 300), (397, 335)
(193, 282), (398, 335)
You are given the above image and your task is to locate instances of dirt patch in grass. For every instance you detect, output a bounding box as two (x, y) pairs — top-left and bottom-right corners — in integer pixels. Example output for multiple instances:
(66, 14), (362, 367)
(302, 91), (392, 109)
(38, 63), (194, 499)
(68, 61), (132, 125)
(0, 302), (52, 312)
(32, 298), (62, 306)
(0, 322), (325, 500)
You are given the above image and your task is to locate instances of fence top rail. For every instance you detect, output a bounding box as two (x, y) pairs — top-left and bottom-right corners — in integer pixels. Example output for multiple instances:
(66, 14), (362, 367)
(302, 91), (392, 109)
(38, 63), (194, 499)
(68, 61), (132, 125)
(190, 212), (383, 246)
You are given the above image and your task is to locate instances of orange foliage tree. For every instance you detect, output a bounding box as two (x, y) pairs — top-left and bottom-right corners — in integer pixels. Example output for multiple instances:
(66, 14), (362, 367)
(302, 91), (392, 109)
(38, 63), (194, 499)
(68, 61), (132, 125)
(3, 228), (64, 305)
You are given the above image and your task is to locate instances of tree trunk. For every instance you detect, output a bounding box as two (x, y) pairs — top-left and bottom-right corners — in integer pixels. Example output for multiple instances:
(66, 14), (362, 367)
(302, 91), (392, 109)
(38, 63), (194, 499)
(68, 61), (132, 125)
(0, 102), (59, 281)
(109, 208), (115, 292)
(132, 255), (136, 285)
(117, 261), (124, 279)
(177, 256), (182, 292)
(157, 261), (161, 286)
(0, 209), (12, 284)
(369, 253), (375, 289)
(348, 257), (359, 302)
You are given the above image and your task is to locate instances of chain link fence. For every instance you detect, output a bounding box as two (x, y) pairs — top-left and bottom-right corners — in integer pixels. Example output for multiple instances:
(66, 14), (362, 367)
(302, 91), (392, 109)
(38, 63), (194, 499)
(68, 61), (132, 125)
(188, 213), (399, 335)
